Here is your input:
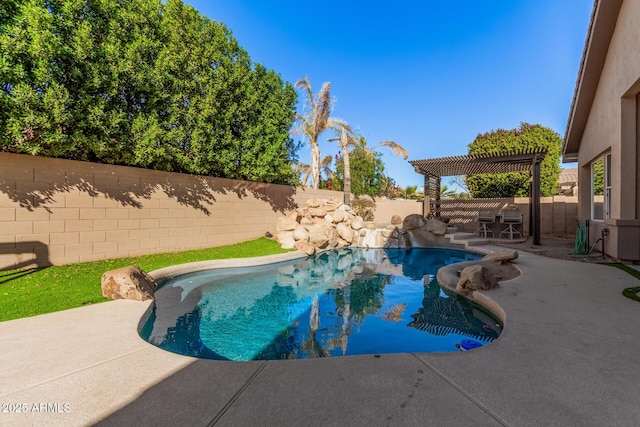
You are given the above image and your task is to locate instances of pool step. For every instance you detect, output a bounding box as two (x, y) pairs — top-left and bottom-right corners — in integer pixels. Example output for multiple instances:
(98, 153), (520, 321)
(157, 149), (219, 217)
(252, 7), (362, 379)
(448, 232), (476, 241)
(444, 232), (489, 248)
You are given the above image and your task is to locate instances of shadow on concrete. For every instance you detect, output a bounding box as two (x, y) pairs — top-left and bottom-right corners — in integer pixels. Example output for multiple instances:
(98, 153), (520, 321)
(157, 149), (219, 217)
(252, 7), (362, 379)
(0, 165), (297, 215)
(0, 241), (51, 272)
(94, 359), (264, 426)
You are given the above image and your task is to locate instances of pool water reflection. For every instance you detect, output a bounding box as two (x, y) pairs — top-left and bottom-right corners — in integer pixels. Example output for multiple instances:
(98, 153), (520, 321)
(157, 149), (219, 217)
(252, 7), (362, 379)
(140, 248), (502, 360)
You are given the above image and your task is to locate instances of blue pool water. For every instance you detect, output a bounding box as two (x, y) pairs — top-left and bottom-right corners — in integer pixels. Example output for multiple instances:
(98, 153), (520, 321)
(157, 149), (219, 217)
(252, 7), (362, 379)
(140, 248), (502, 360)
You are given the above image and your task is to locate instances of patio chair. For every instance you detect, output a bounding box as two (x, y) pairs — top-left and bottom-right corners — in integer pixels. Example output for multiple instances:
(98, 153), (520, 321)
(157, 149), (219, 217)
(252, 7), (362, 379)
(474, 210), (496, 238)
(499, 208), (523, 240)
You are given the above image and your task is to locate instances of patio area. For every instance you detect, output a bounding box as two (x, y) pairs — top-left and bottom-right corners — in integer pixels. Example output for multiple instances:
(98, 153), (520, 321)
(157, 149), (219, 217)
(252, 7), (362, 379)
(1, 244), (639, 426)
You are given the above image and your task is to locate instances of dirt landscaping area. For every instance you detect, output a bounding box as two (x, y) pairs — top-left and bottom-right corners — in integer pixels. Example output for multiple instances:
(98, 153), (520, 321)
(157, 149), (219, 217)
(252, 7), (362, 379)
(494, 234), (616, 264)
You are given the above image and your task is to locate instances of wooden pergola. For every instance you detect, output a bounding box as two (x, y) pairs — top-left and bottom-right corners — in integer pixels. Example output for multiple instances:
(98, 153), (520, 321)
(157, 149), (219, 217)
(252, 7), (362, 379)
(409, 149), (546, 245)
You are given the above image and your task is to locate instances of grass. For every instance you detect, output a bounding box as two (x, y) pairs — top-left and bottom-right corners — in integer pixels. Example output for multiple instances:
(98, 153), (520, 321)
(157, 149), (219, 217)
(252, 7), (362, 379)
(605, 263), (640, 302)
(0, 238), (289, 322)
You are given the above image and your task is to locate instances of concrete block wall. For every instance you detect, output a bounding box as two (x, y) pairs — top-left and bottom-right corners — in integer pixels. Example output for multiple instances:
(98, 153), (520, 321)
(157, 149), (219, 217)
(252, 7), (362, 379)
(0, 153), (421, 269)
(439, 196), (579, 236)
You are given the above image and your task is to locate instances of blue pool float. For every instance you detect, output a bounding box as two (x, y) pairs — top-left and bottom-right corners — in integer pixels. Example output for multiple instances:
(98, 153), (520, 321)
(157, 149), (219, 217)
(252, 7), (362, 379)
(458, 340), (483, 351)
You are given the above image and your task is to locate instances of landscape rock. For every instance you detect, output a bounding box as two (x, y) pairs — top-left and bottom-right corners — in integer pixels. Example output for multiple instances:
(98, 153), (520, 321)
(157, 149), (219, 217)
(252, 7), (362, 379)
(293, 225), (309, 242)
(306, 199), (320, 208)
(336, 223), (354, 243)
(391, 215), (403, 225)
(456, 264), (499, 296)
(326, 227), (340, 248)
(101, 266), (158, 301)
(276, 217), (298, 232)
(278, 231), (296, 249)
(333, 210), (346, 223)
(482, 249), (519, 263)
(424, 219), (448, 235)
(402, 214), (426, 230)
(294, 240), (316, 255)
(351, 218), (364, 230)
(308, 224), (330, 248)
(308, 208), (327, 218)
(286, 209), (301, 222)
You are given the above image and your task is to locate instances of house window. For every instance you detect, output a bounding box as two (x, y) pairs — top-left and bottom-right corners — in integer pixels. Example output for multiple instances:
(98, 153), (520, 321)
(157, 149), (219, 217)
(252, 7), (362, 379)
(591, 154), (611, 220)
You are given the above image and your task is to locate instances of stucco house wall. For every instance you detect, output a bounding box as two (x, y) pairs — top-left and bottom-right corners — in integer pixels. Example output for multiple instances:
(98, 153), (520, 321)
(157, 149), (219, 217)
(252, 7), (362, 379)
(564, 0), (640, 261)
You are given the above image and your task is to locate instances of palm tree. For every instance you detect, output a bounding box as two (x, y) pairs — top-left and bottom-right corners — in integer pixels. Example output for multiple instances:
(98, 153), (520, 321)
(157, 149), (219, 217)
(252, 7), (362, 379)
(357, 136), (409, 162)
(292, 162), (312, 186)
(293, 77), (338, 189)
(320, 155), (334, 184)
(294, 156), (334, 188)
(327, 121), (358, 205)
(405, 185), (418, 200)
(329, 128), (408, 206)
(440, 184), (458, 199)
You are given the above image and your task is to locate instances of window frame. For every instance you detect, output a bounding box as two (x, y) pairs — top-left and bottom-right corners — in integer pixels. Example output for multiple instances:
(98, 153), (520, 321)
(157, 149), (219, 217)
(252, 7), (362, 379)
(590, 153), (611, 221)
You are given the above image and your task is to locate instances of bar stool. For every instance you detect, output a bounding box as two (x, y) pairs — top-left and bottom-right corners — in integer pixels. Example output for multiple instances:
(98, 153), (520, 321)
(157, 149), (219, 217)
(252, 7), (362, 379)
(474, 210), (496, 238)
(499, 209), (523, 239)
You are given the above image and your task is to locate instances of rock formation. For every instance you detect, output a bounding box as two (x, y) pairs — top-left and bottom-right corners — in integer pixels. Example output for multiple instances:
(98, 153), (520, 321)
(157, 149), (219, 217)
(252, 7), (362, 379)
(402, 214), (450, 247)
(101, 266), (158, 301)
(436, 249), (520, 298)
(272, 199), (454, 254)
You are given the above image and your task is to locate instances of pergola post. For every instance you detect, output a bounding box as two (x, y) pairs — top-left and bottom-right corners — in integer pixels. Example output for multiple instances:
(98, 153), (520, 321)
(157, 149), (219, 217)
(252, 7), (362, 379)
(532, 154), (542, 245)
(423, 174), (430, 217)
(435, 176), (441, 218)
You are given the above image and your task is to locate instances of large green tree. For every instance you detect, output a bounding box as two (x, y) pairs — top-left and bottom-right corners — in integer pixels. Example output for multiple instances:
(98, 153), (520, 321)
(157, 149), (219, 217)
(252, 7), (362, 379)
(466, 123), (562, 198)
(0, 0), (297, 184)
(333, 145), (386, 198)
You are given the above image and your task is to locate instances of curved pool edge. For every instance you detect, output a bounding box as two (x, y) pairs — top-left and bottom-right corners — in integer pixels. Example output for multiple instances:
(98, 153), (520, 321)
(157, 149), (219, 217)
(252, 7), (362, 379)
(147, 250), (309, 282)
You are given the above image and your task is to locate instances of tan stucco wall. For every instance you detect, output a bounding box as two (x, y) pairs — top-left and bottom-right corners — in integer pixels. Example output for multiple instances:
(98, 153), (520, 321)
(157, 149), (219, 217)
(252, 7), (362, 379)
(0, 153), (421, 269)
(575, 0), (640, 261)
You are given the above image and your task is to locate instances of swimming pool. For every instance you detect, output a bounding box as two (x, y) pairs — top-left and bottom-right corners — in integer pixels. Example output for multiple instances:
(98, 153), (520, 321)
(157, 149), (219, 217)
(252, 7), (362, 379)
(140, 248), (502, 361)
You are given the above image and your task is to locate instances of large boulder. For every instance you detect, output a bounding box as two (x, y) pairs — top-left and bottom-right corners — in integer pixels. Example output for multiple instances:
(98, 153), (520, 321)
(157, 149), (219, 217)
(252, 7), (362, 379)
(293, 225), (309, 242)
(402, 214), (426, 230)
(336, 223), (354, 243)
(294, 240), (316, 255)
(482, 249), (518, 263)
(333, 210), (346, 223)
(391, 215), (403, 226)
(424, 219), (448, 236)
(306, 199), (321, 208)
(277, 231), (296, 249)
(456, 264), (499, 297)
(101, 266), (158, 301)
(276, 216), (298, 232)
(308, 223), (330, 249)
(308, 208), (327, 218)
(351, 218), (365, 230)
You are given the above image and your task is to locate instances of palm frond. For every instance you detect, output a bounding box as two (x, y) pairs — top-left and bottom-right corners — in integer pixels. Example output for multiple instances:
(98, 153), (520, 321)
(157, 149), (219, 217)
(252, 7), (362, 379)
(314, 82), (333, 135)
(378, 140), (409, 160)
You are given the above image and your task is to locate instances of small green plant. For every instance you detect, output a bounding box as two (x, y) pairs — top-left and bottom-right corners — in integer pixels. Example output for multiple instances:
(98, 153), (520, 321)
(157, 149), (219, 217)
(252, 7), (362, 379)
(351, 197), (376, 221)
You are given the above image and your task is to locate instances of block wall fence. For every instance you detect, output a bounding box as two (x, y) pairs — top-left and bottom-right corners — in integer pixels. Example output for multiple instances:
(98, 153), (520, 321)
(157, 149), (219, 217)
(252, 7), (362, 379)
(436, 196), (579, 236)
(0, 153), (422, 269)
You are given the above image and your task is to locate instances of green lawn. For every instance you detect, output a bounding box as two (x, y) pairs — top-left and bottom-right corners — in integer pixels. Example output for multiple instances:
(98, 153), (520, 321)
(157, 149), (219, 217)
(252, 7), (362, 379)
(0, 238), (289, 322)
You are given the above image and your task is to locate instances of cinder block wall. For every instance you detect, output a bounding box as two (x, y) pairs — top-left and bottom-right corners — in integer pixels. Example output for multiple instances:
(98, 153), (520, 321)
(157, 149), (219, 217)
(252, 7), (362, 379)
(439, 196), (578, 236)
(0, 153), (421, 269)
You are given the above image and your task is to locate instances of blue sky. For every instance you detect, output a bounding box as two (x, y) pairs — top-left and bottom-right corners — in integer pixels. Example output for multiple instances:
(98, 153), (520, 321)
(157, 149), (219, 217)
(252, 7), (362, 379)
(186, 0), (593, 188)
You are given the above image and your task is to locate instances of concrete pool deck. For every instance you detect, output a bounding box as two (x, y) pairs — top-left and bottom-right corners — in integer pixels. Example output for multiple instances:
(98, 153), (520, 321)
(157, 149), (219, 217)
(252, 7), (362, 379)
(1, 247), (639, 426)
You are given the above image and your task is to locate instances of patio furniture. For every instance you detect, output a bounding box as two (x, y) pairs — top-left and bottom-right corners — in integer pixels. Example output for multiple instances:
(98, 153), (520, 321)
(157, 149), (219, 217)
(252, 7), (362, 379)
(499, 208), (523, 240)
(474, 210), (496, 238)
